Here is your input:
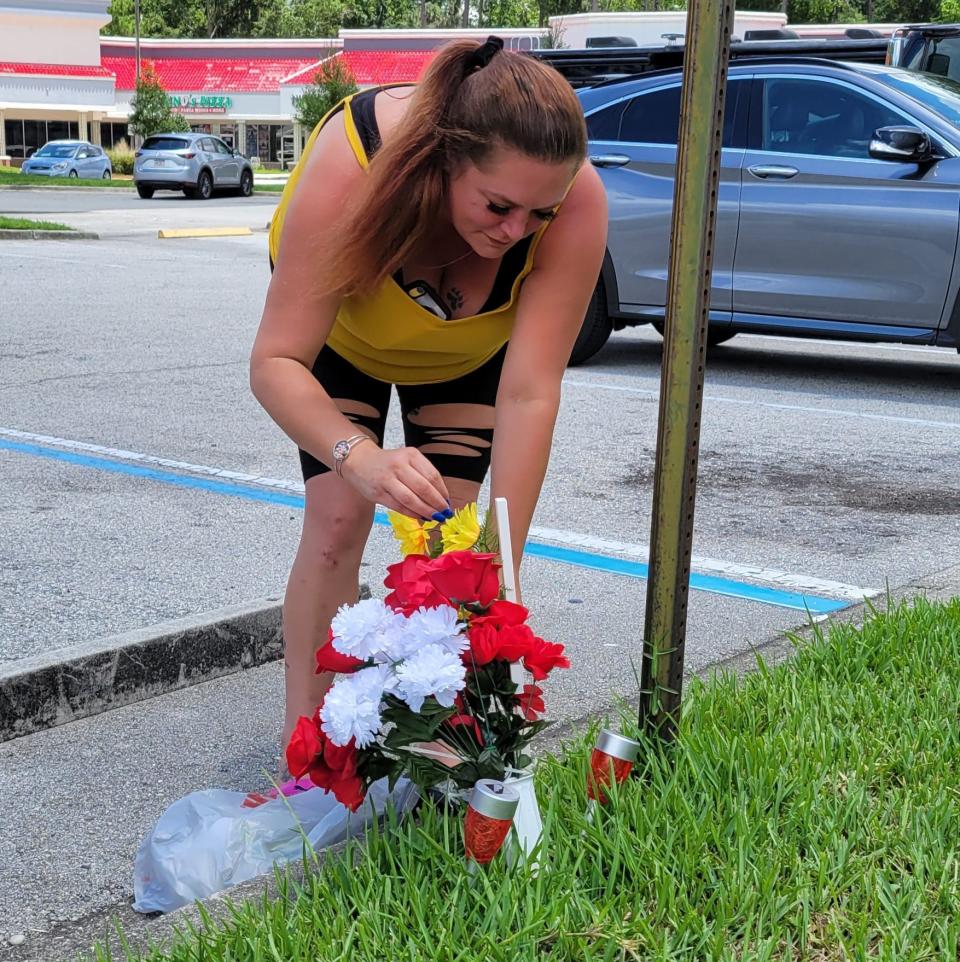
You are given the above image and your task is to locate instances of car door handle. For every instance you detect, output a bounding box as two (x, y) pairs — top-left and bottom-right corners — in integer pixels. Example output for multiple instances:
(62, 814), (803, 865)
(748, 164), (799, 179)
(589, 153), (631, 169)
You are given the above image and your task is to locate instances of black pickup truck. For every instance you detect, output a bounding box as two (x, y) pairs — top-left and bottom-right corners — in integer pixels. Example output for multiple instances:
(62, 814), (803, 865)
(887, 22), (960, 80)
(530, 36), (889, 87)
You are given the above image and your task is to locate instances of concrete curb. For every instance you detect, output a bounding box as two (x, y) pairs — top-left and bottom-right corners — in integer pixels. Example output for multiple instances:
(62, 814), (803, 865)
(0, 583), (373, 744)
(0, 184), (131, 193)
(0, 229), (99, 240)
(0, 598), (281, 743)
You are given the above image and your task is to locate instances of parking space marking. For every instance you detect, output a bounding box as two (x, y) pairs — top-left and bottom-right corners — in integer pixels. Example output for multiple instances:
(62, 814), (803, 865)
(1, 427), (858, 614)
(564, 377), (960, 431)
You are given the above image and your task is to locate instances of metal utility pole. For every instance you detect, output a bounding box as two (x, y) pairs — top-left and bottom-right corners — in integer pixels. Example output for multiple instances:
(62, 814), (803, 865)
(135, 0), (141, 85)
(639, 0), (734, 741)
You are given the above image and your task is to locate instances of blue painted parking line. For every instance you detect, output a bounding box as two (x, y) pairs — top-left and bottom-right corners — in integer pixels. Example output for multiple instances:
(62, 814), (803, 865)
(2, 437), (848, 614)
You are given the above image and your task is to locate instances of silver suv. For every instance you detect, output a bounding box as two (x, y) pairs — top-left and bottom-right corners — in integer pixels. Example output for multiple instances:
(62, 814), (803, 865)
(134, 132), (254, 200)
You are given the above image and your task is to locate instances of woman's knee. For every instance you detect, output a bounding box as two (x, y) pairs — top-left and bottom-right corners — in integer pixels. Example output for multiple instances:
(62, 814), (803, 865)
(299, 476), (375, 564)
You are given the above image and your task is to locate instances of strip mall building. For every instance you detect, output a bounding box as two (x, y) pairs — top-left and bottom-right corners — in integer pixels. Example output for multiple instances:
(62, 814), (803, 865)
(0, 0), (869, 166)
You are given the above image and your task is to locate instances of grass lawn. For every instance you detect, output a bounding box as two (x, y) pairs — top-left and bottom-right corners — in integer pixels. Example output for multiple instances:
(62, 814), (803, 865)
(105, 598), (960, 961)
(0, 167), (132, 189)
(0, 215), (73, 231)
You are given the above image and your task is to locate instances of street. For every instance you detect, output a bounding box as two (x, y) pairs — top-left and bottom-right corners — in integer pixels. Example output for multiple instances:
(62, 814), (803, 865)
(1, 188), (960, 943)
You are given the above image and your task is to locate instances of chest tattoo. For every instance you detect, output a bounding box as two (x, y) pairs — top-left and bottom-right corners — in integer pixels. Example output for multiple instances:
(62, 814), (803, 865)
(446, 287), (465, 312)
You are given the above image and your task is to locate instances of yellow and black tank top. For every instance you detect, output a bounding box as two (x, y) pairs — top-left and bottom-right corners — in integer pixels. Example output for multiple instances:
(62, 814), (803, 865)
(268, 85), (554, 385)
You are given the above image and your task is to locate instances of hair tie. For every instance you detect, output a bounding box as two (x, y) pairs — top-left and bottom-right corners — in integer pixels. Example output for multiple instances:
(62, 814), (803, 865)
(465, 36), (504, 74)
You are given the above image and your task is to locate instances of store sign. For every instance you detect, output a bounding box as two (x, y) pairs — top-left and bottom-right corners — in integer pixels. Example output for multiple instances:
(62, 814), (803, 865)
(169, 94), (233, 114)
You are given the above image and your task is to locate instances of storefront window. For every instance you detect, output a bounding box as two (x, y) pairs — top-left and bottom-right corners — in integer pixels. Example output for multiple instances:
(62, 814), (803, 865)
(101, 123), (130, 149)
(218, 123), (236, 149)
(47, 121), (71, 142)
(23, 120), (45, 156)
(4, 119), (24, 157)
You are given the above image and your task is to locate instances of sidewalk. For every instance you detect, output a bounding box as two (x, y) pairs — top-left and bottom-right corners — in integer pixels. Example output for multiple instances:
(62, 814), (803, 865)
(3, 561), (959, 962)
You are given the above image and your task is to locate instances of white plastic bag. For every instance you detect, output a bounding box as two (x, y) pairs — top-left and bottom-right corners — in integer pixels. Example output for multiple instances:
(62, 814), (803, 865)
(132, 778), (418, 914)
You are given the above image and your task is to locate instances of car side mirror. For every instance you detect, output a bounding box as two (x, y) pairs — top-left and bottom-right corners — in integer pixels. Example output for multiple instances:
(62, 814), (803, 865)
(869, 126), (935, 163)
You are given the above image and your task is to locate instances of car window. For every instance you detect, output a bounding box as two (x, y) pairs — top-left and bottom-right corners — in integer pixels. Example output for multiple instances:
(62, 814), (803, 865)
(761, 78), (905, 159)
(77, 148), (90, 158)
(614, 79), (743, 148)
(198, 138), (214, 152)
(587, 102), (627, 140)
(143, 136), (190, 151)
(922, 36), (960, 84)
(213, 138), (231, 154)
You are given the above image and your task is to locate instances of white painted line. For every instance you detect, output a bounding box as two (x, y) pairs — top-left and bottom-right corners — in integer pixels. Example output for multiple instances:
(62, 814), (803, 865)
(529, 525), (880, 602)
(564, 377), (960, 431)
(1, 425), (878, 603)
(0, 427), (305, 493)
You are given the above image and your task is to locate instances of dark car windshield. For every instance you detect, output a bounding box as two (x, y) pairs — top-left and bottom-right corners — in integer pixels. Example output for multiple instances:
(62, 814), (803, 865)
(878, 68), (960, 129)
(34, 144), (79, 158)
(142, 136), (190, 151)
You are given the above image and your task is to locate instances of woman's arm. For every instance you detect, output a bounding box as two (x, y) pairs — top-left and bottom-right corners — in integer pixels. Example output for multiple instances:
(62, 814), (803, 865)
(250, 111), (450, 519)
(490, 165), (608, 581)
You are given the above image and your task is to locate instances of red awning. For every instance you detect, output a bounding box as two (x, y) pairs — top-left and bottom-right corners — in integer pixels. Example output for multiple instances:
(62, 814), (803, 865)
(0, 62), (114, 79)
(103, 55), (323, 93)
(283, 50), (435, 87)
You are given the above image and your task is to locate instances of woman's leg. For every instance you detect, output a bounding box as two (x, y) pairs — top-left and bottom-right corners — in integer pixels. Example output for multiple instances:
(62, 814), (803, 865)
(280, 472), (376, 768)
(279, 346), (390, 777)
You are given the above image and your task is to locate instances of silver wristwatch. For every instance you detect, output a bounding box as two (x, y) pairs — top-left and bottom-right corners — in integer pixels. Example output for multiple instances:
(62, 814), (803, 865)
(332, 434), (370, 477)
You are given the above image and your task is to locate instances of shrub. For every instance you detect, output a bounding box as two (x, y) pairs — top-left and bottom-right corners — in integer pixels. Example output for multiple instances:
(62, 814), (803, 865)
(106, 138), (136, 175)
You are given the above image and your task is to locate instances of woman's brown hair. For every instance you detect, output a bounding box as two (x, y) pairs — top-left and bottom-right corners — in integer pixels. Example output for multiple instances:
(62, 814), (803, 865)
(323, 38), (587, 296)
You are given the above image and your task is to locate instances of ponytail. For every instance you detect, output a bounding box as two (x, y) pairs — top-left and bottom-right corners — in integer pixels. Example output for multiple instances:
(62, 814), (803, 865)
(321, 38), (586, 297)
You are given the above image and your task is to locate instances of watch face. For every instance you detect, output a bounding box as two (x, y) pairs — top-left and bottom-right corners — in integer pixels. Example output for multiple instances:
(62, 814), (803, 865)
(333, 440), (350, 460)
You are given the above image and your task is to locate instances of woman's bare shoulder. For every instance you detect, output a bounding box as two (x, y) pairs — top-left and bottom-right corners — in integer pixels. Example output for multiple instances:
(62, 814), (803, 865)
(536, 162), (608, 261)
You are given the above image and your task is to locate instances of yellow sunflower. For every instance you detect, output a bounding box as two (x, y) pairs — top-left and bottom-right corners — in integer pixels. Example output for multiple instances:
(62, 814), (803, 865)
(386, 510), (438, 557)
(440, 502), (481, 553)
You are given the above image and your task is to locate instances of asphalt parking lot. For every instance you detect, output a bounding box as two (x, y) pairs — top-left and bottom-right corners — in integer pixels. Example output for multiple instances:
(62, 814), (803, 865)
(1, 187), (960, 947)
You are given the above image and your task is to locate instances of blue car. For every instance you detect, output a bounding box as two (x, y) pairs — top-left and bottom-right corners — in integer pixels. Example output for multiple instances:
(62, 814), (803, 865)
(20, 140), (112, 180)
(570, 59), (960, 364)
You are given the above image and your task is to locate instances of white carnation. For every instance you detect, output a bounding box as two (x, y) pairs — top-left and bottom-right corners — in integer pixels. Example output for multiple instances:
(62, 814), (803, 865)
(394, 643), (467, 714)
(405, 606), (468, 657)
(331, 598), (402, 662)
(319, 664), (393, 747)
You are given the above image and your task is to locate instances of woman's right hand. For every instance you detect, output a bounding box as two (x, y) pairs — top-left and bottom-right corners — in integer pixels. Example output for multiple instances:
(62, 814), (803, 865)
(342, 443), (451, 520)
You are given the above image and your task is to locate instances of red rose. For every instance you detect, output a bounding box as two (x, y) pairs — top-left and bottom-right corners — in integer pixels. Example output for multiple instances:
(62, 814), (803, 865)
(517, 684), (545, 721)
(285, 715), (324, 778)
(384, 555), (454, 613)
(470, 599), (529, 628)
(496, 623), (536, 662)
(464, 622), (501, 666)
(286, 712), (365, 811)
(316, 628), (365, 674)
(309, 737), (365, 812)
(523, 636), (571, 681)
(425, 551), (501, 607)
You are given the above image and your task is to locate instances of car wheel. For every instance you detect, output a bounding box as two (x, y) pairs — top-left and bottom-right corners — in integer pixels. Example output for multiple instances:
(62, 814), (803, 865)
(136, 184), (154, 199)
(193, 170), (213, 200)
(568, 282), (612, 367)
(68, 170), (78, 179)
(239, 170), (253, 197)
(652, 321), (736, 348)
(102, 169), (111, 180)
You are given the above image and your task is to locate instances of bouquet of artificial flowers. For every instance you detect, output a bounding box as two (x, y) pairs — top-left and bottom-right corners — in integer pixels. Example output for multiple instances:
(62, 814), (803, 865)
(285, 503), (569, 811)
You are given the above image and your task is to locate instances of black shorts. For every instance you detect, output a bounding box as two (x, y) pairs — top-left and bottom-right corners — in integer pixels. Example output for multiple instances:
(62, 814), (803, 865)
(299, 343), (506, 485)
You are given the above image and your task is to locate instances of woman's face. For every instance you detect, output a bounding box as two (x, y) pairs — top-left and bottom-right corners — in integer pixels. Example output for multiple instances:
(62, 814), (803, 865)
(447, 146), (577, 259)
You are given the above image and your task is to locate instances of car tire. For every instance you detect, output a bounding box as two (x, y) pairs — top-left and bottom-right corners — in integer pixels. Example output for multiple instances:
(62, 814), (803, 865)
(136, 184), (154, 199)
(568, 282), (612, 366)
(68, 170), (78, 179)
(652, 321), (736, 348)
(239, 170), (253, 197)
(192, 170), (213, 200)
(102, 169), (111, 180)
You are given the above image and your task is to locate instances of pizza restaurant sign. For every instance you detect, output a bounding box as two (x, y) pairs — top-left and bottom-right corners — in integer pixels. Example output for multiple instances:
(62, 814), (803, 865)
(169, 94), (233, 114)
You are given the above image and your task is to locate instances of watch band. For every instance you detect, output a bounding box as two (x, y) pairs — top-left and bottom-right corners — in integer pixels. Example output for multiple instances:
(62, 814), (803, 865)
(332, 434), (370, 478)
